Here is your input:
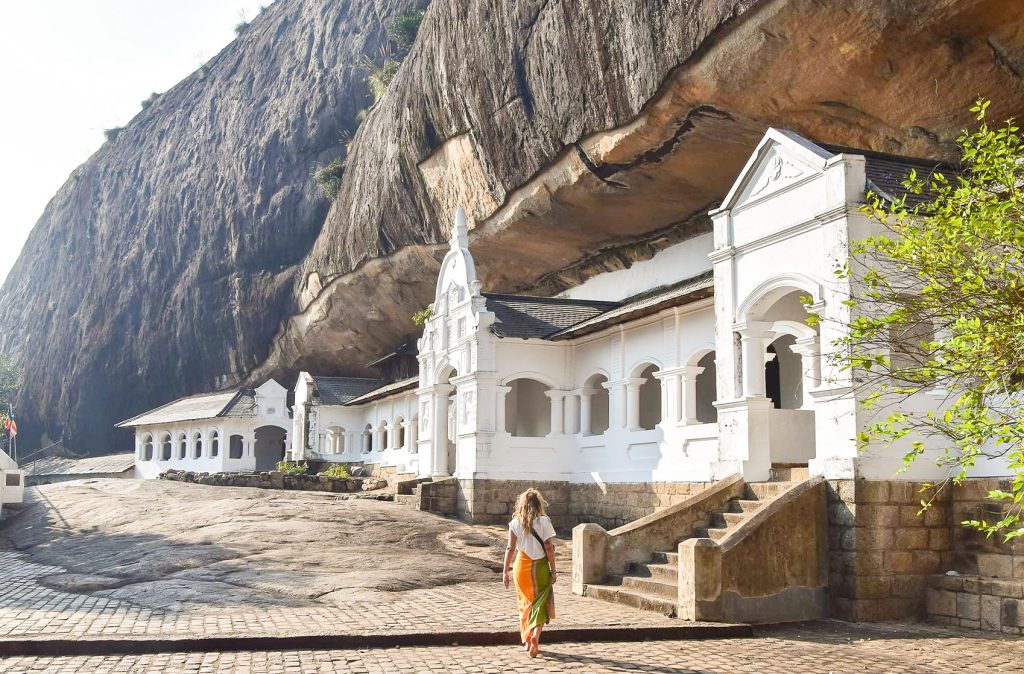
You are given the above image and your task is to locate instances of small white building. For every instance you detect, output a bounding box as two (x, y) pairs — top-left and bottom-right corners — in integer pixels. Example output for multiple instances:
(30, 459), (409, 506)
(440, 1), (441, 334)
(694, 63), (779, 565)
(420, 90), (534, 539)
(0, 447), (25, 509)
(122, 380), (290, 479)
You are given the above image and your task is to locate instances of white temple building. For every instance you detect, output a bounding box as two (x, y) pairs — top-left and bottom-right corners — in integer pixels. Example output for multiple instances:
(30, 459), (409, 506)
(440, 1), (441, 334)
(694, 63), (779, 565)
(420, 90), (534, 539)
(121, 380), (290, 479)
(129, 128), (1010, 489)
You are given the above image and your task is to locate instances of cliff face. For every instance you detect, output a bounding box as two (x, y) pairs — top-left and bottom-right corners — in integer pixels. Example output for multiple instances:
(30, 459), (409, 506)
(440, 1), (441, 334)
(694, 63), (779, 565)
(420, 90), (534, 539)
(4, 0), (1024, 453)
(0, 0), (423, 451)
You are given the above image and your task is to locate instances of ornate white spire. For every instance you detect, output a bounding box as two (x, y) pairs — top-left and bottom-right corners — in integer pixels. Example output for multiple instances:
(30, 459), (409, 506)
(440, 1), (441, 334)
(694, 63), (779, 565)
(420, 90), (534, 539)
(451, 206), (469, 250)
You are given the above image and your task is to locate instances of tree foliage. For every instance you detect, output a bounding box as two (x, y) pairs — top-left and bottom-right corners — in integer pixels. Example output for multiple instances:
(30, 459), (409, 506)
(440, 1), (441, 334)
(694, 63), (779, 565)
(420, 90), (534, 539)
(826, 99), (1024, 540)
(314, 157), (346, 200)
(388, 10), (425, 52)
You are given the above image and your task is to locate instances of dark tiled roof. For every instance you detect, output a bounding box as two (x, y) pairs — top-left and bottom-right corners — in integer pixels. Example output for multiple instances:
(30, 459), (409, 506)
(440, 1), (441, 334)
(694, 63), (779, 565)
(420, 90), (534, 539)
(116, 389), (256, 427)
(549, 272), (715, 339)
(484, 294), (621, 339)
(312, 377), (389, 406)
(24, 453), (136, 476)
(820, 143), (958, 206)
(345, 376), (420, 406)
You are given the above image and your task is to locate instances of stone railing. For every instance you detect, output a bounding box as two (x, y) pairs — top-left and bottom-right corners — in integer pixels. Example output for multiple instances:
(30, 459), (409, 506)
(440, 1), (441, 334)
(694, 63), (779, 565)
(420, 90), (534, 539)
(159, 469), (387, 494)
(679, 476), (827, 623)
(572, 474), (745, 593)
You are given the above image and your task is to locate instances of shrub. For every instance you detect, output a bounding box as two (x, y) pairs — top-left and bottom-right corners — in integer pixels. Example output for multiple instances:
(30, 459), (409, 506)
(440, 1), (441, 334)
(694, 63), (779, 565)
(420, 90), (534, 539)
(234, 20), (249, 36)
(103, 127), (123, 143)
(367, 58), (402, 102)
(275, 460), (309, 475)
(315, 157), (346, 200)
(318, 464), (350, 479)
(388, 10), (425, 52)
(140, 92), (160, 110)
(412, 307), (433, 326)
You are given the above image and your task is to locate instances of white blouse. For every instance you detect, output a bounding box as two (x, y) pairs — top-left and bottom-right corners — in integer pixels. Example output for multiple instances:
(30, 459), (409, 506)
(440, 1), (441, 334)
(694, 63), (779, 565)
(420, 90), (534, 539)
(509, 515), (556, 560)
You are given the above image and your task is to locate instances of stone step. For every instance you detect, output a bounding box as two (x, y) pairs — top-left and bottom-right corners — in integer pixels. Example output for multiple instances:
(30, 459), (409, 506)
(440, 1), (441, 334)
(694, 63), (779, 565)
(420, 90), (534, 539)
(650, 550), (679, 566)
(747, 481), (794, 500)
(694, 526), (730, 542)
(393, 494), (420, 507)
(620, 575), (678, 601)
(720, 512), (747, 527)
(584, 583), (677, 617)
(727, 499), (764, 513)
(628, 561), (677, 584)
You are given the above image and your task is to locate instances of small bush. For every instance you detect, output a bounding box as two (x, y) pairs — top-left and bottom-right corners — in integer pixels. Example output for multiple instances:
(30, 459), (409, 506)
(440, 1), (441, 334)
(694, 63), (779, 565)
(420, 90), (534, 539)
(318, 464), (350, 479)
(103, 127), (123, 143)
(412, 307), (433, 326)
(367, 58), (402, 102)
(276, 460), (309, 475)
(234, 20), (249, 35)
(388, 10), (425, 52)
(140, 92), (160, 110)
(315, 157), (346, 200)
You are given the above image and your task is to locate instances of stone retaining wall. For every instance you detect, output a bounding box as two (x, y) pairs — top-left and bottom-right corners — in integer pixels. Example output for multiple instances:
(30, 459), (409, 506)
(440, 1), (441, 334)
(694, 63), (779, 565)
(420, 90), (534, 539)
(927, 574), (1024, 633)
(159, 469), (387, 493)
(452, 479), (714, 531)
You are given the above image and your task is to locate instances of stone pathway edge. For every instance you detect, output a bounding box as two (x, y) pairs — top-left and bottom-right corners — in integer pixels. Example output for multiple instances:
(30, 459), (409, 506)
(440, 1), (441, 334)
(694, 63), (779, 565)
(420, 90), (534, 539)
(0, 624), (753, 657)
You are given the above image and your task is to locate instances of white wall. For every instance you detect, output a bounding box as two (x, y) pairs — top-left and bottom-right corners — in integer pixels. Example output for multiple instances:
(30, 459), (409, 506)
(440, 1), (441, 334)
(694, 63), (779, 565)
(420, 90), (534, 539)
(560, 233), (714, 302)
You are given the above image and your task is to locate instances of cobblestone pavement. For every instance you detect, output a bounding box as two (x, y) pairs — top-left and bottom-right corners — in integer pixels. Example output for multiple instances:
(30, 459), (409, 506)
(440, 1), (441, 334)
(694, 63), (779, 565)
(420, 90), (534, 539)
(0, 546), (673, 641)
(1, 621), (1020, 673)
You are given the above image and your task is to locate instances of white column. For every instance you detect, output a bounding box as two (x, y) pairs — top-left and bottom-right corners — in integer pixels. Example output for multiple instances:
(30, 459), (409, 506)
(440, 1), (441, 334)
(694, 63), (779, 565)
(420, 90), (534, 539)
(738, 325), (772, 398)
(624, 378), (645, 432)
(654, 371), (683, 426)
(563, 392), (579, 435)
(680, 366), (704, 424)
(603, 380), (630, 430)
(792, 337), (821, 410)
(546, 390), (566, 437)
(431, 384), (454, 476)
(495, 385), (511, 434)
(578, 389), (596, 436)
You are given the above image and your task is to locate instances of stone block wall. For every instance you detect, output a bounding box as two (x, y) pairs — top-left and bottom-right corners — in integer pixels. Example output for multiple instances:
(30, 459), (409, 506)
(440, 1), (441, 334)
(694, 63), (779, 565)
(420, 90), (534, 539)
(949, 478), (1023, 578)
(827, 479), (953, 622)
(419, 478), (458, 516)
(928, 575), (1024, 633)
(454, 479), (713, 531)
(159, 469), (385, 494)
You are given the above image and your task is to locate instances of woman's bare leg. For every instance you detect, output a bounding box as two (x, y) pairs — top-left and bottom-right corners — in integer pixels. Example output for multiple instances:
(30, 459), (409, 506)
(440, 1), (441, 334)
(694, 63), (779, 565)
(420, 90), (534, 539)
(528, 626), (542, 657)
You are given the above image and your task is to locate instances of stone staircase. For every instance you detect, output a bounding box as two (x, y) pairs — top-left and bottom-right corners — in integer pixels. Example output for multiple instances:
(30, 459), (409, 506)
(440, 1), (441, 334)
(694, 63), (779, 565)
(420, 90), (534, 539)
(583, 479), (799, 617)
(393, 476), (433, 506)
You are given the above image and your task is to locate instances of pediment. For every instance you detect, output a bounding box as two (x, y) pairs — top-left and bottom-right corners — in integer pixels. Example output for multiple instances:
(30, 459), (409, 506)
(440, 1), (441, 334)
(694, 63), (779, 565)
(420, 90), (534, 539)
(718, 129), (833, 212)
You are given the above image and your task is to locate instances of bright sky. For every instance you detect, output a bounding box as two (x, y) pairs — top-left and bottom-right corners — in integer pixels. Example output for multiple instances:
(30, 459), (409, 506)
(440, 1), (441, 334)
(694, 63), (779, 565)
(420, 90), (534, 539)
(0, 0), (268, 285)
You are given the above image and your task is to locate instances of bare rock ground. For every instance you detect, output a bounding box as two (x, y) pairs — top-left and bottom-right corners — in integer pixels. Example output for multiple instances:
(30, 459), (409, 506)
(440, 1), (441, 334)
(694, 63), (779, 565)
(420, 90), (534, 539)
(4, 479), (508, 612)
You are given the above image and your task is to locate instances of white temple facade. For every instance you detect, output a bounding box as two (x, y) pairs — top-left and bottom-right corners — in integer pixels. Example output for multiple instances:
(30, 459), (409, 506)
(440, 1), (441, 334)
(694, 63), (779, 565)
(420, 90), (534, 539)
(294, 129), (1011, 486)
(128, 128), (1012, 487)
(122, 380), (290, 479)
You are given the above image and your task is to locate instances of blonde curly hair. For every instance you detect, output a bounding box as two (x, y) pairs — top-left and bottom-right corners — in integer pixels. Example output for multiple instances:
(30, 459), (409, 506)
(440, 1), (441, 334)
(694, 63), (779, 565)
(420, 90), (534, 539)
(512, 488), (548, 535)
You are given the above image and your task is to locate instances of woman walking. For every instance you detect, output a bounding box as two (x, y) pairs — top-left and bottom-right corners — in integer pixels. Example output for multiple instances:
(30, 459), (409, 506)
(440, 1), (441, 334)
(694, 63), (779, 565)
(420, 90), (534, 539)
(502, 488), (557, 658)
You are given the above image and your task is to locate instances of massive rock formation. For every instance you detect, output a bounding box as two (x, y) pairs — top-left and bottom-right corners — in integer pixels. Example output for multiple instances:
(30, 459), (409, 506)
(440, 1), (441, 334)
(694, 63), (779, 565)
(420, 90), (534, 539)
(3, 0), (1024, 453)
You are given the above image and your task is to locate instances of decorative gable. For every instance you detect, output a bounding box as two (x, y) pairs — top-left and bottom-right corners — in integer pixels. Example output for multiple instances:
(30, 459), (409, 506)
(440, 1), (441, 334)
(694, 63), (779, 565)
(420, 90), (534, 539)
(718, 129), (833, 213)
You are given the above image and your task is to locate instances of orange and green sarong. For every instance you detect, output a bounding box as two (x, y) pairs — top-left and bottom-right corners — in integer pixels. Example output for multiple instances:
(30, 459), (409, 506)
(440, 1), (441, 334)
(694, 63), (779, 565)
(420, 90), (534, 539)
(512, 550), (555, 643)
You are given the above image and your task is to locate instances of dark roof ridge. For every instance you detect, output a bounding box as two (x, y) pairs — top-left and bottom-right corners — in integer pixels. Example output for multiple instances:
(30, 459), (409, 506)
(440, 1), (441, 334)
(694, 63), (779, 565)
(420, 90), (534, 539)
(115, 387), (241, 426)
(816, 142), (958, 171)
(616, 270), (714, 306)
(482, 292), (621, 308)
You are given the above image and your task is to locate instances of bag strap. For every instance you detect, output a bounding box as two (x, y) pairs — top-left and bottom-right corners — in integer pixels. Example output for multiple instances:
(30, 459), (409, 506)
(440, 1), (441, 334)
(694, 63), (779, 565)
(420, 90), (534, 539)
(529, 522), (548, 549)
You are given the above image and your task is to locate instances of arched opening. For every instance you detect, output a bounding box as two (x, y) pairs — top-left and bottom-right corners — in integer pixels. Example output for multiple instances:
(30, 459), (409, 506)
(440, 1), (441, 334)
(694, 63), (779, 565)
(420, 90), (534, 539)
(229, 434), (244, 459)
(584, 374), (609, 435)
(505, 378), (551, 437)
(379, 421), (389, 451)
(362, 424), (373, 453)
(211, 431), (220, 457)
(254, 425), (287, 471)
(141, 434), (154, 461)
(637, 364), (661, 431)
(765, 335), (802, 410)
(160, 433), (172, 461)
(395, 417), (406, 449)
(326, 426), (345, 454)
(193, 432), (203, 459)
(178, 433), (187, 460)
(695, 352), (718, 423)
(437, 365), (459, 476)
